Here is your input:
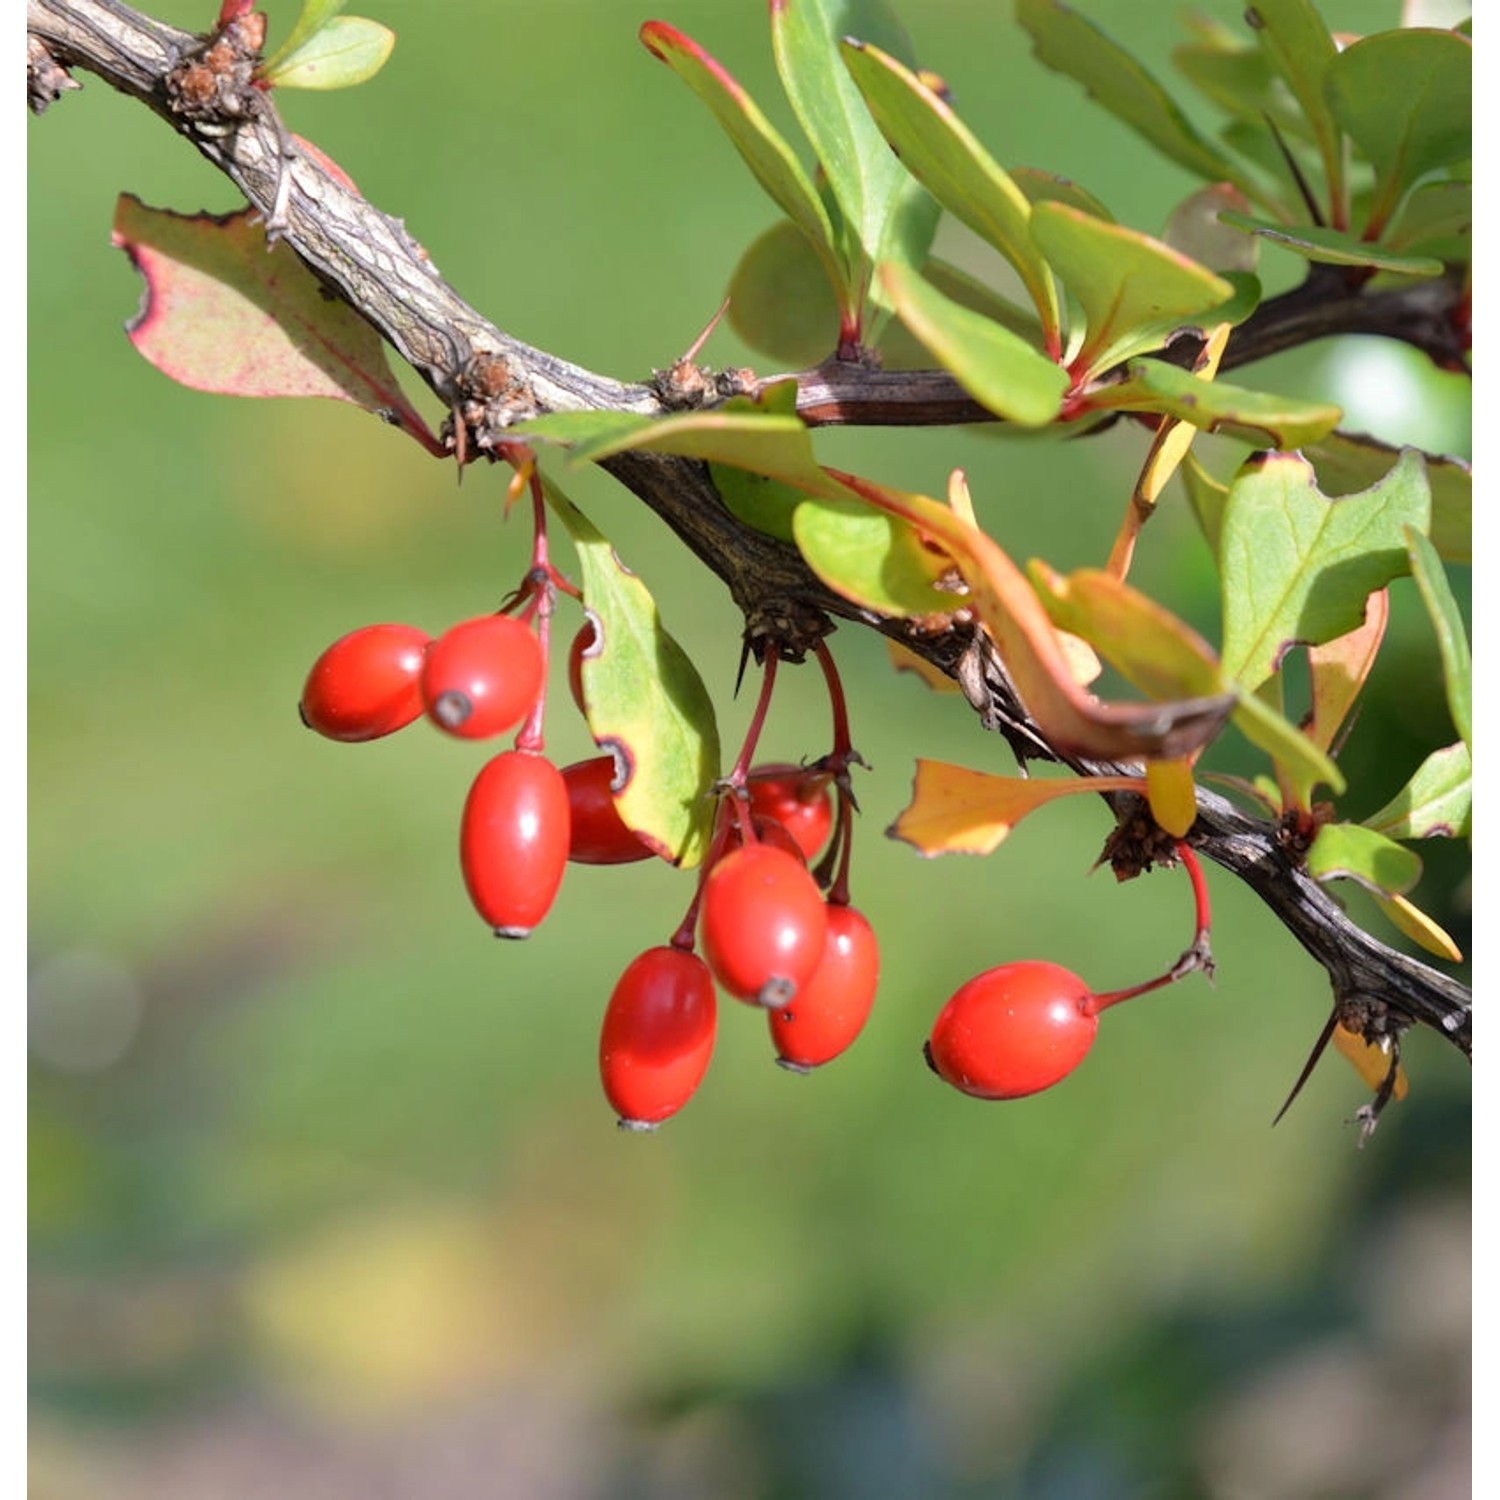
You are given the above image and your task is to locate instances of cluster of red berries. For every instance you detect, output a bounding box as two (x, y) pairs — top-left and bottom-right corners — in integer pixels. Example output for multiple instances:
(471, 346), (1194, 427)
(299, 614), (881, 1131)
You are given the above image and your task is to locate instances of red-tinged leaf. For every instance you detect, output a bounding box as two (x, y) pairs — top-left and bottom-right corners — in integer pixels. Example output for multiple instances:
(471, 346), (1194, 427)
(639, 21), (851, 317)
(1332, 1023), (1409, 1101)
(1363, 741), (1471, 842)
(112, 195), (439, 451)
(1027, 563), (1223, 701)
(290, 133), (359, 193)
(1164, 184), (1259, 273)
(890, 760), (1147, 856)
(1306, 588), (1388, 756)
(1145, 758), (1198, 838)
(825, 470), (1237, 761)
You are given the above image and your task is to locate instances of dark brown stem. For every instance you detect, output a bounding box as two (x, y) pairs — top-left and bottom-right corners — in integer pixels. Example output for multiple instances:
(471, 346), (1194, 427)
(28, 0), (1470, 1060)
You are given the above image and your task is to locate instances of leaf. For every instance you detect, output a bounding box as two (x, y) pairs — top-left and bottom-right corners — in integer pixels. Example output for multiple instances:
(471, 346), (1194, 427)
(1386, 180), (1471, 255)
(1243, 0), (1346, 221)
(261, 0), (346, 75)
(1332, 1024), (1409, 1101)
(1218, 212), (1444, 276)
(890, 760), (1147, 856)
(825, 470), (1238, 762)
(111, 195), (437, 448)
(1370, 891), (1463, 963)
(261, 16), (394, 90)
(1305, 433), (1469, 565)
(709, 463), (807, 544)
(1306, 822), (1422, 897)
(793, 493), (959, 616)
(727, 218), (848, 366)
(1093, 357), (1340, 450)
(1405, 526), (1471, 752)
(1146, 758), (1198, 838)
(838, 37), (1061, 347)
(1180, 452), (1230, 556)
(1028, 203), (1237, 376)
(546, 487), (720, 867)
(1218, 449), (1430, 690)
(1028, 563), (1222, 700)
(1305, 588), (1388, 758)
(1164, 184), (1259, 274)
(1010, 167), (1114, 223)
(1171, 38), (1305, 135)
(639, 22), (850, 316)
(1324, 28), (1471, 233)
(1016, 0), (1262, 201)
(1363, 742), (1471, 841)
(771, 1), (943, 291)
(1231, 686), (1346, 798)
(878, 262), (1068, 426)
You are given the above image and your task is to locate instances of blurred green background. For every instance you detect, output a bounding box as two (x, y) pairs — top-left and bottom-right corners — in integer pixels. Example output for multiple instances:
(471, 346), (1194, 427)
(29, 2), (1470, 1496)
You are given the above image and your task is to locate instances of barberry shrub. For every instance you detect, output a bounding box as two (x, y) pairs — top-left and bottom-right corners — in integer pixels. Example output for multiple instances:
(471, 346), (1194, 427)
(28, 0), (1469, 1142)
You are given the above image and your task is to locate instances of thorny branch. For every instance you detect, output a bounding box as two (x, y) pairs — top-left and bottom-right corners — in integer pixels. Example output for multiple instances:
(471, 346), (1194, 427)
(28, 0), (1471, 1069)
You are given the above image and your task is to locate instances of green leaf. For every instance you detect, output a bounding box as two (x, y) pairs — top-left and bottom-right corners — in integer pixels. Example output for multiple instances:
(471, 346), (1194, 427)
(1243, 0), (1346, 221)
(1218, 449), (1429, 690)
(793, 494), (959, 616)
(1010, 167), (1114, 223)
(261, 16), (394, 90)
(261, 0), (346, 75)
(1306, 822), (1423, 897)
(1028, 203), (1235, 375)
(709, 462), (806, 543)
(1363, 742), (1471, 841)
(546, 486), (720, 867)
(1172, 39), (1305, 136)
(1091, 357), (1339, 450)
(1218, 212), (1444, 276)
(110, 195), (437, 449)
(639, 22), (849, 315)
(1016, 0), (1263, 202)
(838, 37), (1061, 348)
(1386, 180), (1471, 257)
(727, 219), (843, 366)
(1325, 28), (1471, 234)
(771, 1), (940, 303)
(1405, 525), (1471, 752)
(1305, 434), (1469, 565)
(1180, 452), (1230, 557)
(1028, 563), (1222, 700)
(875, 259), (1043, 370)
(1231, 685), (1345, 798)
(878, 262), (1068, 426)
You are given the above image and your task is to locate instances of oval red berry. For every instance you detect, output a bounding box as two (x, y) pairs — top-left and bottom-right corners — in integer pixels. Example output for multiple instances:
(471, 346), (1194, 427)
(600, 945), (717, 1129)
(562, 755), (654, 865)
(299, 623), (430, 742)
(700, 843), (828, 1007)
(422, 614), (544, 739)
(460, 749), (570, 937)
(926, 960), (1097, 1100)
(769, 904), (879, 1071)
(746, 763), (834, 861)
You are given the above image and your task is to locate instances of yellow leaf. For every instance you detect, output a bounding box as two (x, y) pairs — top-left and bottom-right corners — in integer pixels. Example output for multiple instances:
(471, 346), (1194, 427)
(1146, 757), (1198, 837)
(1371, 891), (1464, 962)
(885, 638), (960, 693)
(1332, 1023), (1409, 1102)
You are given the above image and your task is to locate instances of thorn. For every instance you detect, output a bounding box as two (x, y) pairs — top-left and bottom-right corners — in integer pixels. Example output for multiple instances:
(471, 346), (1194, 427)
(1271, 1008), (1339, 1127)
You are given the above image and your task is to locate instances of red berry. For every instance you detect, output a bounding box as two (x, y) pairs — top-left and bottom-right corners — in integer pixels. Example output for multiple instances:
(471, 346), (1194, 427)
(700, 843), (828, 1007)
(422, 614), (544, 739)
(299, 623), (430, 742)
(460, 749), (570, 937)
(746, 763), (834, 861)
(925, 961), (1098, 1100)
(562, 755), (654, 865)
(567, 617), (599, 718)
(769, 904), (879, 1071)
(600, 945), (717, 1129)
(725, 812), (808, 866)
